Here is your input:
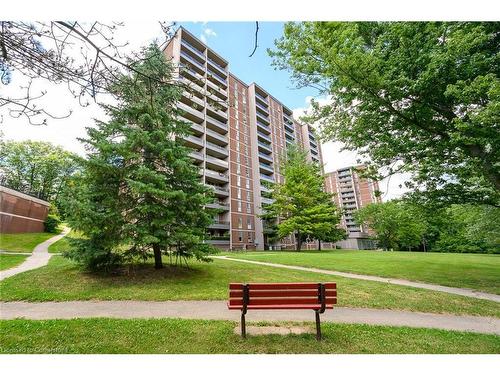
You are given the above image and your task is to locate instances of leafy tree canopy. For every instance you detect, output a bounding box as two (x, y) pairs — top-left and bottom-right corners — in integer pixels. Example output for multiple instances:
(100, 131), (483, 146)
(263, 144), (343, 251)
(270, 22), (500, 206)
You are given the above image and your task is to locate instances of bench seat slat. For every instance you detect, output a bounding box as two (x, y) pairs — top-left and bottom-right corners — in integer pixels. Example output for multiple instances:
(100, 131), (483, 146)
(228, 304), (335, 310)
(229, 297), (337, 306)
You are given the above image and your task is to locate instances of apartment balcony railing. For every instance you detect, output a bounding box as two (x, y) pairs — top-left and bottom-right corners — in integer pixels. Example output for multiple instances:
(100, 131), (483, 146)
(283, 113), (293, 123)
(205, 169), (229, 183)
(258, 152), (273, 163)
(260, 184), (271, 193)
(256, 111), (270, 124)
(205, 154), (229, 170)
(207, 58), (227, 77)
(256, 100), (269, 112)
(181, 39), (206, 60)
(189, 150), (204, 163)
(257, 131), (272, 143)
(207, 68), (227, 85)
(208, 220), (230, 230)
(206, 101), (227, 119)
(255, 91), (268, 103)
(206, 142), (229, 158)
(258, 141), (272, 154)
(261, 197), (275, 205)
(206, 79), (228, 97)
(182, 91), (204, 108)
(285, 132), (295, 142)
(259, 163), (274, 174)
(206, 183), (230, 197)
(178, 102), (204, 122)
(206, 128), (229, 145)
(182, 134), (203, 148)
(180, 51), (205, 73)
(206, 115), (228, 133)
(257, 120), (271, 134)
(206, 202), (230, 211)
(260, 174), (275, 183)
(310, 147), (319, 156)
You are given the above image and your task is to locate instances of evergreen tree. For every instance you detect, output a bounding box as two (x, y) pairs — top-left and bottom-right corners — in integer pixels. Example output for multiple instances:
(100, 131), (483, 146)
(263, 145), (343, 251)
(63, 44), (216, 271)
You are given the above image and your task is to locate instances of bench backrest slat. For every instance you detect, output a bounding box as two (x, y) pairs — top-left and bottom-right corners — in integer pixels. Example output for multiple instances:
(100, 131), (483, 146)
(228, 282), (337, 309)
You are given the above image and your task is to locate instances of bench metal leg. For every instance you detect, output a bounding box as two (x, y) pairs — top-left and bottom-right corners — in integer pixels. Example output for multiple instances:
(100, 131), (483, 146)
(241, 312), (246, 339)
(315, 310), (321, 341)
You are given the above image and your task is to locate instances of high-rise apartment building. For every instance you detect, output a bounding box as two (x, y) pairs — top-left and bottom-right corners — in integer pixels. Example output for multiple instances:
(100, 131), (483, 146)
(164, 27), (322, 250)
(324, 165), (381, 249)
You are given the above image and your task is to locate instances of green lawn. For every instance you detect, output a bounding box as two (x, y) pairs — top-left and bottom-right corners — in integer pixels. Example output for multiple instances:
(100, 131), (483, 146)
(1, 256), (499, 317)
(1, 318), (498, 354)
(48, 230), (82, 253)
(223, 250), (500, 294)
(0, 254), (28, 270)
(0, 232), (57, 253)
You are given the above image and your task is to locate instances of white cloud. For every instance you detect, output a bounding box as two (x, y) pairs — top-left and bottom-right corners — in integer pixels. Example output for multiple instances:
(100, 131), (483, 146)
(292, 96), (412, 201)
(204, 28), (217, 37)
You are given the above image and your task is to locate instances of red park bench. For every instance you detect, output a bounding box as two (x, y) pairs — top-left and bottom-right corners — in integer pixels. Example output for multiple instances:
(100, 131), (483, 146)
(228, 282), (337, 340)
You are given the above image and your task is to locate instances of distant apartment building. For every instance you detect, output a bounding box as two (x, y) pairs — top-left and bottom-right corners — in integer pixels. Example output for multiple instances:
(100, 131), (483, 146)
(164, 27), (322, 250)
(324, 166), (381, 249)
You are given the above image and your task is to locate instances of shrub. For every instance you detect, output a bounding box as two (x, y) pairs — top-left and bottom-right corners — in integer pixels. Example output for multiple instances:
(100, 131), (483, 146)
(44, 214), (61, 233)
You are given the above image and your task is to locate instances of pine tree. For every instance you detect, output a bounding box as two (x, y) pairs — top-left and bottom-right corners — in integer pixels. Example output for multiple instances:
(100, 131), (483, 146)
(263, 145), (343, 251)
(63, 44), (216, 271)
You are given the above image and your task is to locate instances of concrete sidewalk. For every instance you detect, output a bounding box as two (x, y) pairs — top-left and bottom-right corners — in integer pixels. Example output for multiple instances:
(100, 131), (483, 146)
(214, 256), (500, 303)
(1, 300), (499, 335)
(0, 228), (70, 281)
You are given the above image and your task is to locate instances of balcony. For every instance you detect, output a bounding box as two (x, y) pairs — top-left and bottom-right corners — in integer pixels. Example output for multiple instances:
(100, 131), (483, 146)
(187, 121), (204, 136)
(284, 121), (294, 133)
(257, 131), (272, 143)
(256, 111), (270, 125)
(255, 91), (268, 104)
(283, 113), (293, 123)
(206, 128), (228, 146)
(259, 162), (274, 175)
(206, 201), (230, 211)
(206, 115), (228, 134)
(180, 71), (205, 93)
(178, 102), (204, 123)
(261, 197), (275, 205)
(189, 150), (204, 163)
(179, 50), (205, 75)
(260, 184), (271, 193)
(182, 134), (203, 149)
(181, 39), (206, 60)
(258, 152), (273, 163)
(255, 100), (269, 114)
(205, 168), (229, 184)
(205, 154), (229, 172)
(258, 141), (272, 154)
(208, 220), (230, 230)
(207, 183), (230, 197)
(207, 69), (227, 88)
(285, 132), (295, 142)
(206, 79), (228, 98)
(206, 141), (229, 158)
(207, 57), (228, 78)
(182, 91), (204, 108)
(260, 174), (275, 183)
(207, 101), (227, 120)
(257, 120), (271, 134)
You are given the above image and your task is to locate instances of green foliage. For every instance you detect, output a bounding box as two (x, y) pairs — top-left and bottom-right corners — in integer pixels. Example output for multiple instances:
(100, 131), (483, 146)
(44, 204), (61, 233)
(263, 145), (343, 250)
(356, 200), (500, 253)
(62, 43), (217, 271)
(0, 139), (80, 210)
(355, 201), (428, 251)
(270, 22), (500, 206)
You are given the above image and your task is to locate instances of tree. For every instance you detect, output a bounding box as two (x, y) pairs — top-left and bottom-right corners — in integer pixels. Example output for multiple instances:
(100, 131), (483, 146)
(0, 139), (79, 208)
(0, 21), (175, 125)
(263, 145), (343, 251)
(270, 22), (500, 206)
(63, 43), (217, 271)
(355, 201), (428, 251)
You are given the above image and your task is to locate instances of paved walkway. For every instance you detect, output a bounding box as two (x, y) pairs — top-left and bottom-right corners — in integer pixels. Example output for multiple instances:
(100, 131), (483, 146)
(1, 300), (499, 335)
(0, 228), (70, 281)
(213, 256), (500, 303)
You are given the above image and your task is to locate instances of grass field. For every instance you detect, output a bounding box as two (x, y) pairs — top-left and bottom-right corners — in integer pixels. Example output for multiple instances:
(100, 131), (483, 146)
(1, 318), (498, 354)
(0, 254), (28, 270)
(48, 230), (82, 253)
(1, 256), (499, 317)
(224, 250), (500, 294)
(0, 232), (57, 253)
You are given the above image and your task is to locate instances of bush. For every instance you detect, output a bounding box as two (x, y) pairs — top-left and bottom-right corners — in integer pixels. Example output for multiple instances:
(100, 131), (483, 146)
(63, 237), (124, 272)
(44, 214), (61, 233)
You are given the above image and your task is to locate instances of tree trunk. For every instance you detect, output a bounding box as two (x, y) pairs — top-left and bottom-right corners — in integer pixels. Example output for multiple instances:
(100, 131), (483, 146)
(296, 232), (302, 252)
(153, 243), (163, 269)
(318, 240), (322, 251)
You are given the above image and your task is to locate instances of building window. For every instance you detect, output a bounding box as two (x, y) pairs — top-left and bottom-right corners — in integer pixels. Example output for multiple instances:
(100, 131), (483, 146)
(246, 179), (250, 189)
(237, 188), (241, 199)
(246, 203), (251, 214)
(237, 201), (242, 212)
(238, 218), (243, 229)
(237, 176), (241, 187)
(238, 231), (243, 242)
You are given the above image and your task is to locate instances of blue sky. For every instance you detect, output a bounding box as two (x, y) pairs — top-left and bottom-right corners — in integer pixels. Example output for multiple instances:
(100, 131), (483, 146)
(179, 22), (318, 109)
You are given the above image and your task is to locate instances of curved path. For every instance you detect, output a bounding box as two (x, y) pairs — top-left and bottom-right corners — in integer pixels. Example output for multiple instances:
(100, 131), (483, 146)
(213, 256), (500, 303)
(1, 300), (499, 335)
(0, 228), (70, 281)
